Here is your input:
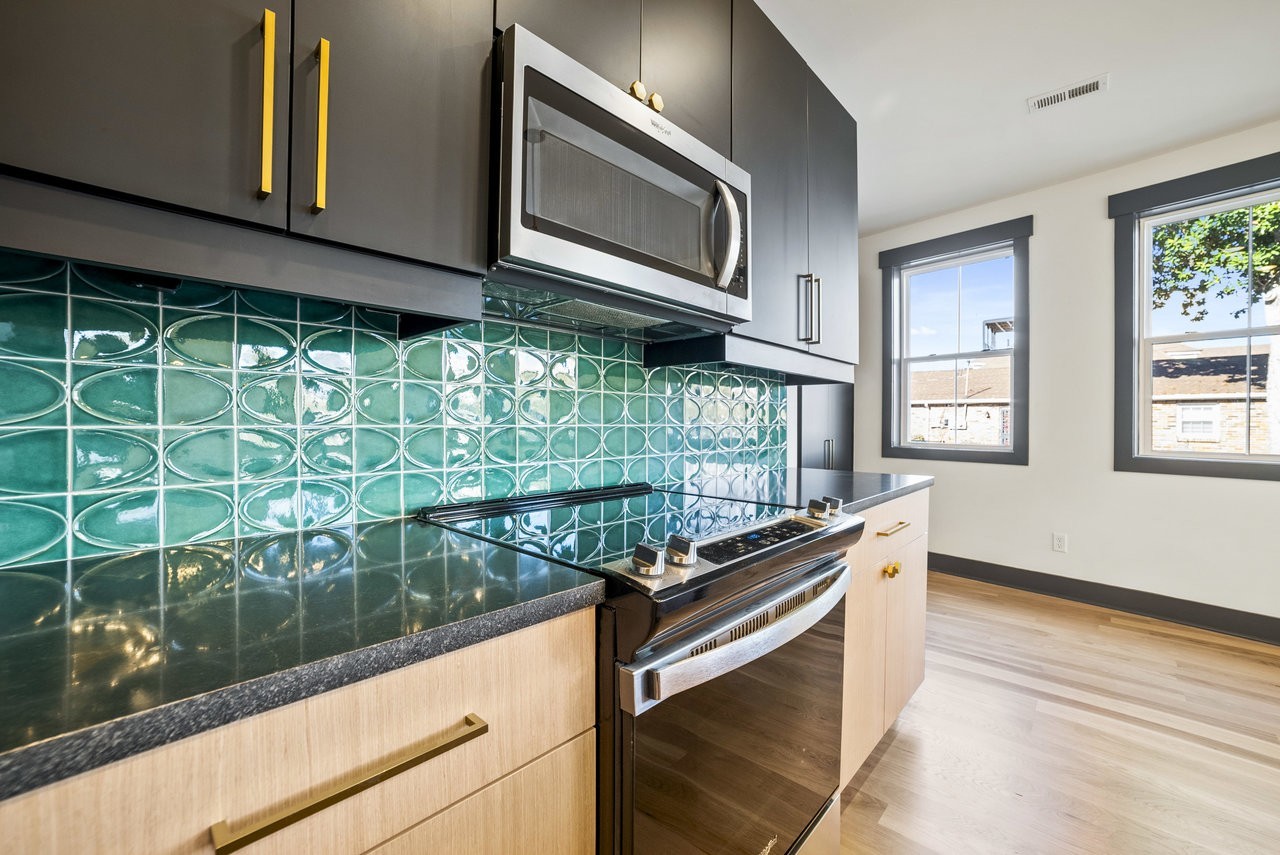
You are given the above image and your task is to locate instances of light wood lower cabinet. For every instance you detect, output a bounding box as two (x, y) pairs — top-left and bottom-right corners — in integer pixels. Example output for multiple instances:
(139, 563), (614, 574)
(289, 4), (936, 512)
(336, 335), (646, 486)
(840, 489), (930, 787)
(370, 731), (595, 855)
(0, 608), (595, 855)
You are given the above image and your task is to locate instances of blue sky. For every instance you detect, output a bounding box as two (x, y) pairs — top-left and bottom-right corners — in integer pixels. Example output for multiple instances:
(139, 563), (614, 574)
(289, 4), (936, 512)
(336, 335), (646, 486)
(907, 254), (1013, 356)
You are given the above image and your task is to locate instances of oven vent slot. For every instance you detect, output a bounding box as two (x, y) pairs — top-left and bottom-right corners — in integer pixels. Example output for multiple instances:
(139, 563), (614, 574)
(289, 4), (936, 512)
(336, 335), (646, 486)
(728, 611), (770, 643)
(690, 577), (835, 657)
(774, 591), (808, 620)
(689, 639), (719, 656)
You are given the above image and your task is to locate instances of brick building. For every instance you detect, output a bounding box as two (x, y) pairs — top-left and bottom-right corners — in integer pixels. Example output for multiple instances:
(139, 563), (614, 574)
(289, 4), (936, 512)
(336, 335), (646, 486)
(907, 342), (1273, 453)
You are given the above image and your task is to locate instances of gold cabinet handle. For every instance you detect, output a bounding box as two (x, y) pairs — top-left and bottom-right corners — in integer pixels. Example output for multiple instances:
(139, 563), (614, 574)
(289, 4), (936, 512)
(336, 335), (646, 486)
(648, 92), (665, 113)
(882, 562), (901, 579)
(629, 80), (648, 101)
(312, 37), (331, 213)
(258, 9), (277, 197)
(210, 713), (488, 854)
(876, 521), (911, 538)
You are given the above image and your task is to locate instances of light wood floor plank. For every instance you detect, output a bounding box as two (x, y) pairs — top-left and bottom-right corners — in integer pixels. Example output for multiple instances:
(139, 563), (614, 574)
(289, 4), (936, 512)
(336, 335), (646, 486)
(841, 572), (1280, 854)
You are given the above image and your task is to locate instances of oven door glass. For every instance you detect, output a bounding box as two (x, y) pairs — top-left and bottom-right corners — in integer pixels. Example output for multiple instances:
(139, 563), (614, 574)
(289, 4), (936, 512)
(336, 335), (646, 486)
(521, 69), (740, 293)
(628, 587), (845, 853)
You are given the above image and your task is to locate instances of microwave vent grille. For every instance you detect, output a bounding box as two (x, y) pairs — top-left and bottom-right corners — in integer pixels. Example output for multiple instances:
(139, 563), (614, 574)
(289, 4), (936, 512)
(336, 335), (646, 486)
(542, 299), (670, 330)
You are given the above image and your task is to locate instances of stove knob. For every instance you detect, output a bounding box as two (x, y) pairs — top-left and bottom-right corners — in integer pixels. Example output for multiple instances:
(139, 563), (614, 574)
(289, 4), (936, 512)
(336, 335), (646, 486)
(666, 534), (697, 566)
(631, 543), (665, 576)
(822, 496), (845, 515)
(806, 498), (832, 519)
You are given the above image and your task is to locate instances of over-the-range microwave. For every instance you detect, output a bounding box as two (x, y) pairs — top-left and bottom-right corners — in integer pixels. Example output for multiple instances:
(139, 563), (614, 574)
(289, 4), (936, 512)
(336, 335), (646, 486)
(489, 25), (751, 341)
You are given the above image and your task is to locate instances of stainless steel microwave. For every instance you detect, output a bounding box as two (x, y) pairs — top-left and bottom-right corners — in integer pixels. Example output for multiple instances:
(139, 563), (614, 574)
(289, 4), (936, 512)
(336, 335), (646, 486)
(491, 25), (751, 337)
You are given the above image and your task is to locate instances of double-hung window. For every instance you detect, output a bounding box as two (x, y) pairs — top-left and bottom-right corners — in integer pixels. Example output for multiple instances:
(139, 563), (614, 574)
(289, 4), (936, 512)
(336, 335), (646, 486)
(1111, 151), (1280, 480)
(880, 217), (1032, 464)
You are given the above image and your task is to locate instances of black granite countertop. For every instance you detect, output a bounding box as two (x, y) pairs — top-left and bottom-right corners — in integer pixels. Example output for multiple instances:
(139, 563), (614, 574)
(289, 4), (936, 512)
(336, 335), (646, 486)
(0, 518), (603, 801)
(680, 468), (934, 514)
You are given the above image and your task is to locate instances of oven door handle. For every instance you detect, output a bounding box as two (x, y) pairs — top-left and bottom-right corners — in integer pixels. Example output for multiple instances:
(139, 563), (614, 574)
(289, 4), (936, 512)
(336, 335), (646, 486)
(619, 563), (850, 715)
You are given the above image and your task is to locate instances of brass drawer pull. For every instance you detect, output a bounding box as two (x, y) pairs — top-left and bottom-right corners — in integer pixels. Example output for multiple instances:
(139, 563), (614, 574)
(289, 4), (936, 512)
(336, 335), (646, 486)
(876, 520), (911, 538)
(258, 9), (277, 197)
(882, 562), (901, 579)
(210, 713), (489, 854)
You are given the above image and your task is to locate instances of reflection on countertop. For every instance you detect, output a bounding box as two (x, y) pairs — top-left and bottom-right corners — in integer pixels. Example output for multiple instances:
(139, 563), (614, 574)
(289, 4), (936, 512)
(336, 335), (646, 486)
(0, 518), (602, 800)
(677, 468), (934, 514)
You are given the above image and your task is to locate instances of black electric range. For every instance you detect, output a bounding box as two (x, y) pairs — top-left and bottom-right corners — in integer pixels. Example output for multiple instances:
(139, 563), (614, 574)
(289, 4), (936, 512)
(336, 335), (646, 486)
(419, 482), (865, 854)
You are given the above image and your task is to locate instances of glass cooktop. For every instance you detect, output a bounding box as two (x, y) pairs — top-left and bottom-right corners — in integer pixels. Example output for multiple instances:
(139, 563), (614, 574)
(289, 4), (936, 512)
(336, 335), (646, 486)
(431, 486), (791, 572)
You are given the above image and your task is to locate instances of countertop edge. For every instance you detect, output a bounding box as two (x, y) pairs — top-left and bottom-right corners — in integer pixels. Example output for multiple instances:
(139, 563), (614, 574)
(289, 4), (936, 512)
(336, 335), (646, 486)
(840, 475), (933, 515)
(0, 579), (605, 803)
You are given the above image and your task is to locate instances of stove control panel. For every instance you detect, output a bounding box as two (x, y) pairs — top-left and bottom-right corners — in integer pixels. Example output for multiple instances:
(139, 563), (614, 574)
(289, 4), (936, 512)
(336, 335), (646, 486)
(697, 518), (817, 565)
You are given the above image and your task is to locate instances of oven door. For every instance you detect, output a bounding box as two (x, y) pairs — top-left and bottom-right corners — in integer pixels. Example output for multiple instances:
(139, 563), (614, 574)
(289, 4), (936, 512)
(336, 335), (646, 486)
(498, 25), (750, 324)
(617, 560), (848, 854)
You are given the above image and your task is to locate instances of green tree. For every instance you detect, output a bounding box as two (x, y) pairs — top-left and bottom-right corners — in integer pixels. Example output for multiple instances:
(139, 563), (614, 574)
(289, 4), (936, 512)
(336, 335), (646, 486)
(1150, 201), (1280, 451)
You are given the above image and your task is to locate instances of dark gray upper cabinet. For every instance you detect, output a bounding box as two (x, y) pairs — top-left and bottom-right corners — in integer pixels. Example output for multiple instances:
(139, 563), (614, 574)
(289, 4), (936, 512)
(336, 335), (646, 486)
(728, 1), (860, 365)
(498, 0), (729, 155)
(289, 0), (491, 271)
(0, 0), (290, 227)
(496, 0), (641, 90)
(806, 74), (859, 363)
(639, 0), (732, 156)
(797, 383), (854, 470)
(730, 0), (811, 350)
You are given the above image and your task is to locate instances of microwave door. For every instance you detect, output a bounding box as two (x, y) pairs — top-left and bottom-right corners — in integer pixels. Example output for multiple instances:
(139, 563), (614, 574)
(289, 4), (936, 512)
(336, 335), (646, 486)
(512, 69), (731, 319)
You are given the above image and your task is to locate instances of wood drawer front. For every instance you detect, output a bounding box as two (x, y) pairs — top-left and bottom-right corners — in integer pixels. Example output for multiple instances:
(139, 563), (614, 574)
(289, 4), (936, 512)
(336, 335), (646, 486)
(0, 608), (595, 855)
(369, 731), (595, 855)
(857, 489), (929, 564)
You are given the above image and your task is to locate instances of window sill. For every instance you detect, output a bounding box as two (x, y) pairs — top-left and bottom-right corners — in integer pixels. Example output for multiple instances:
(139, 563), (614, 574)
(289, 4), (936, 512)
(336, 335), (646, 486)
(1115, 452), (1280, 481)
(883, 443), (1027, 466)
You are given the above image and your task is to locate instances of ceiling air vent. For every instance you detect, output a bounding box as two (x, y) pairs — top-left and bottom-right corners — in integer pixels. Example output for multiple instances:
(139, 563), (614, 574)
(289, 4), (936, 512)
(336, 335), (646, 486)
(1027, 74), (1110, 113)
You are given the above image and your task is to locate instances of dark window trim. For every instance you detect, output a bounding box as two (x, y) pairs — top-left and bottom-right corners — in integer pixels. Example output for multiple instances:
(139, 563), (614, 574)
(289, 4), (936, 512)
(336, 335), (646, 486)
(880, 217), (1032, 465)
(1111, 151), (1280, 481)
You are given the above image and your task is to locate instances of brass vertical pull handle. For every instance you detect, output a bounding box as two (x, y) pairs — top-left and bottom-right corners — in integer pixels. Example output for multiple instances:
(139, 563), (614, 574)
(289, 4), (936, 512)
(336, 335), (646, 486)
(312, 37), (331, 213)
(258, 9), (277, 197)
(210, 714), (488, 854)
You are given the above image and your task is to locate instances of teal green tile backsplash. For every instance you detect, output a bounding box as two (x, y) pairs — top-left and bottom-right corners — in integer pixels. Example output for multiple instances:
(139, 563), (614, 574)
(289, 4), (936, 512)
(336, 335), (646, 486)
(0, 248), (787, 568)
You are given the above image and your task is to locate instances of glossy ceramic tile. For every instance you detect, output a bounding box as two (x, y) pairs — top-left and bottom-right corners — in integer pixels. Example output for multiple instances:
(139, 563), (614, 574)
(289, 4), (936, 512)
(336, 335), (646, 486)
(0, 247), (787, 568)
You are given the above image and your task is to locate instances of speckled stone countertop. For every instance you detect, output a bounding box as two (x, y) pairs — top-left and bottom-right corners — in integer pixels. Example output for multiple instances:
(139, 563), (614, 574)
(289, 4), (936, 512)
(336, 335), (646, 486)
(0, 518), (603, 801)
(680, 468), (933, 514)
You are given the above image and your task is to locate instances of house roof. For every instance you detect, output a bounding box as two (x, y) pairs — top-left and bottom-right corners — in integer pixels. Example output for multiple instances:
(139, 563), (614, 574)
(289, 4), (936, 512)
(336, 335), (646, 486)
(908, 345), (1271, 403)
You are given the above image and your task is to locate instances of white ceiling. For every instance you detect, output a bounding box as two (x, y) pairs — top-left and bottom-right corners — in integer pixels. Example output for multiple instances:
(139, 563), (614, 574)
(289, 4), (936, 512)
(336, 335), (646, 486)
(755, 0), (1280, 235)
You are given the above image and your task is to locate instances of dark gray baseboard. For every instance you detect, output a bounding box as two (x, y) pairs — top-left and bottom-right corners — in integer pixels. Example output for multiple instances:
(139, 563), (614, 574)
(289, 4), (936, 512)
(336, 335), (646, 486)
(929, 553), (1280, 646)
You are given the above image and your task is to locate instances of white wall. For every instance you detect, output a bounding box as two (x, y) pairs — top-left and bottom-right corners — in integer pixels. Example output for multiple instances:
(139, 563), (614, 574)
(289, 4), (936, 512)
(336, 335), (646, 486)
(856, 119), (1280, 618)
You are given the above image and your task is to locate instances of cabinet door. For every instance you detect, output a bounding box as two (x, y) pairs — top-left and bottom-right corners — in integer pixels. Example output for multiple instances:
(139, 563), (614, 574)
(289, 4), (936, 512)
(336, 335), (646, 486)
(806, 74), (859, 363)
(497, 0), (640, 90)
(798, 385), (832, 469)
(840, 554), (886, 787)
(0, 0), (289, 227)
(639, 0), (731, 156)
(797, 384), (854, 470)
(883, 535), (928, 724)
(730, 0), (810, 350)
(369, 732), (595, 855)
(290, 0), (490, 270)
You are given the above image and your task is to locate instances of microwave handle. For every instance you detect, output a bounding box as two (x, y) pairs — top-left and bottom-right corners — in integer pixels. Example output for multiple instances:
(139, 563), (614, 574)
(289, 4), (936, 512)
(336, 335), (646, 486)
(713, 179), (741, 289)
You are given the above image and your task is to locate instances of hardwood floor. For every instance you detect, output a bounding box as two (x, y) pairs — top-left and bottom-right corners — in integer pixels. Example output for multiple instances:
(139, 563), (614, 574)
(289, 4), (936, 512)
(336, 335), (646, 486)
(840, 572), (1280, 854)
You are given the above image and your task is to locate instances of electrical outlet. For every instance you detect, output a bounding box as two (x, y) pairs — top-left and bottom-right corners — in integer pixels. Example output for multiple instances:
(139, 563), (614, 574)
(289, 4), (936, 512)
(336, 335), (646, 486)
(1052, 532), (1068, 553)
